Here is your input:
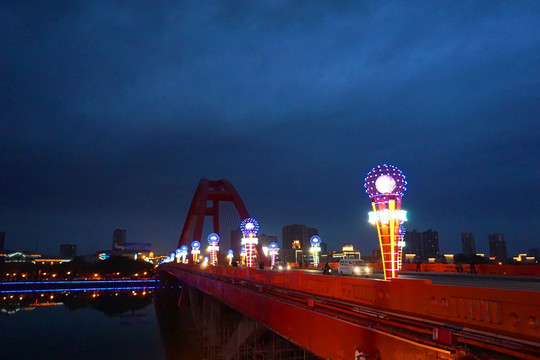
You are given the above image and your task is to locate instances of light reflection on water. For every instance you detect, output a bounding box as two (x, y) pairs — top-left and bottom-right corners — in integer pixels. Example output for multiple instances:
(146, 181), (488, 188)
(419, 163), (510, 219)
(1, 279), (323, 360)
(0, 285), (165, 360)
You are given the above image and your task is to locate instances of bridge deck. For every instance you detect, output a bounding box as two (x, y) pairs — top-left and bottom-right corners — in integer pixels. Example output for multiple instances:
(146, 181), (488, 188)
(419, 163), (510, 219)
(157, 263), (540, 360)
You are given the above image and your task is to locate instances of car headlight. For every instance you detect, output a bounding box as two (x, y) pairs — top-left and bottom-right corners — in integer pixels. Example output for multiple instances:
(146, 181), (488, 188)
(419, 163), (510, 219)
(286, 265), (291, 270)
(364, 266), (371, 273)
(353, 267), (360, 273)
(278, 265), (283, 270)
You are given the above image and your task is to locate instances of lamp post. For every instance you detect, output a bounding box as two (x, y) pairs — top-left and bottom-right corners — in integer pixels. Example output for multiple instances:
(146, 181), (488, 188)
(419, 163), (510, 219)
(207, 233), (220, 266)
(309, 235), (321, 267)
(191, 240), (201, 263)
(364, 164), (408, 280)
(397, 225), (406, 271)
(268, 242), (279, 267)
(240, 218), (259, 268)
(227, 249), (234, 265)
(180, 245), (188, 264)
(240, 246), (246, 266)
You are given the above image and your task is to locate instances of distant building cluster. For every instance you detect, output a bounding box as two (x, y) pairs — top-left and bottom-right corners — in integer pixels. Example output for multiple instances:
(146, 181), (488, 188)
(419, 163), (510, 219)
(0, 224), (538, 267)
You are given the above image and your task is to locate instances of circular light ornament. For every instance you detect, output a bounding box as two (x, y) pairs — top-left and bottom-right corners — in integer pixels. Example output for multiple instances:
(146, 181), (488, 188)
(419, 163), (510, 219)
(180, 245), (188, 253)
(269, 242), (279, 250)
(227, 249), (234, 256)
(240, 218), (260, 237)
(310, 235), (321, 246)
(207, 233), (220, 244)
(375, 175), (396, 194)
(191, 240), (201, 250)
(364, 164), (407, 197)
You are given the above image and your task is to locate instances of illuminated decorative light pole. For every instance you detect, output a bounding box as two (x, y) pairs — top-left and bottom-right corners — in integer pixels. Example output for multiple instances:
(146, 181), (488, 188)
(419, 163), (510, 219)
(397, 225), (406, 271)
(268, 242), (279, 267)
(309, 235), (321, 267)
(240, 218), (259, 268)
(207, 233), (220, 266)
(175, 248), (182, 263)
(364, 164), (408, 280)
(240, 246), (246, 266)
(180, 245), (189, 264)
(191, 240), (201, 263)
(227, 249), (234, 265)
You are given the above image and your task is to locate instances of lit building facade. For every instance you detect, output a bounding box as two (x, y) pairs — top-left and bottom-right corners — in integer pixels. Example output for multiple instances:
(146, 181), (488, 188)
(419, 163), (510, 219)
(489, 233), (508, 262)
(403, 229), (440, 261)
(282, 224), (318, 264)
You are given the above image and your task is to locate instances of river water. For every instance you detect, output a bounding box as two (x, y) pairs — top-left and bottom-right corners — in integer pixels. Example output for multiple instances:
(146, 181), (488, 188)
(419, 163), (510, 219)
(0, 281), (320, 360)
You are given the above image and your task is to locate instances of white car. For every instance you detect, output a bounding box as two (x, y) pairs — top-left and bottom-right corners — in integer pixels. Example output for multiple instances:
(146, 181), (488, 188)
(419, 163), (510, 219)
(338, 259), (371, 277)
(272, 262), (291, 271)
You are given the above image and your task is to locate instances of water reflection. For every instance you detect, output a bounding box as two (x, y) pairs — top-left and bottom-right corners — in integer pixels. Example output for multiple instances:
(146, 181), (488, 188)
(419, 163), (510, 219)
(154, 274), (323, 360)
(1, 287), (153, 316)
(0, 284), (165, 360)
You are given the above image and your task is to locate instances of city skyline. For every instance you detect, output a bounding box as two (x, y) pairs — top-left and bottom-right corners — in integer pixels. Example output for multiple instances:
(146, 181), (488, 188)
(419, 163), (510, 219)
(2, 2), (539, 256)
(0, 224), (532, 260)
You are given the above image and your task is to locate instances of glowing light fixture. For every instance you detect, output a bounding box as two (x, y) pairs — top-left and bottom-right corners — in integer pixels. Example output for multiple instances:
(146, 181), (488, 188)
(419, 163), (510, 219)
(268, 242), (279, 267)
(240, 246), (246, 266)
(191, 240), (201, 263)
(309, 235), (321, 267)
(180, 245), (189, 264)
(227, 249), (234, 265)
(364, 164), (408, 280)
(240, 218), (259, 268)
(207, 233), (220, 266)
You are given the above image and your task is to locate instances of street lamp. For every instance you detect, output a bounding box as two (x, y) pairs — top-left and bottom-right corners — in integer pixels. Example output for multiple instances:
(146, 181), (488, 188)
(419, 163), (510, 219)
(309, 235), (321, 267)
(207, 233), (220, 266)
(240, 218), (259, 268)
(191, 240), (201, 263)
(268, 242), (279, 267)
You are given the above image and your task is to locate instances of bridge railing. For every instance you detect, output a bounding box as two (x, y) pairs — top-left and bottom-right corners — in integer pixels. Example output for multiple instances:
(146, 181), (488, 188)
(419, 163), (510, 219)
(164, 263), (540, 346)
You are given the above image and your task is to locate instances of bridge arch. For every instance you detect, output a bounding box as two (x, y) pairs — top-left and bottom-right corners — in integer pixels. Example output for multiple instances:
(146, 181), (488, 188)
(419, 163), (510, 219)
(177, 179), (268, 265)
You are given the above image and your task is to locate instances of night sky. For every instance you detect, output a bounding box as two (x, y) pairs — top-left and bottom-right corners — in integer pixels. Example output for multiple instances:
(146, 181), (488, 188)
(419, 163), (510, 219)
(2, 2), (539, 257)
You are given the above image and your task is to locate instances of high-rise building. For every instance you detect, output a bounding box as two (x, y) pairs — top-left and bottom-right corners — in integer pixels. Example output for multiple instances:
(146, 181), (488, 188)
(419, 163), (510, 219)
(404, 229), (439, 260)
(59, 244), (77, 258)
(423, 229), (439, 259)
(0, 232), (5, 252)
(113, 228), (127, 250)
(461, 232), (476, 256)
(282, 224), (318, 264)
(230, 228), (243, 255)
(258, 234), (278, 248)
(489, 233), (507, 261)
(282, 224), (318, 250)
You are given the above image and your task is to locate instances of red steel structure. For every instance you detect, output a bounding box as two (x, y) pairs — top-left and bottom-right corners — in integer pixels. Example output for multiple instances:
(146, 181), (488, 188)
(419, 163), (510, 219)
(162, 178), (540, 359)
(158, 263), (540, 360)
(177, 178), (268, 266)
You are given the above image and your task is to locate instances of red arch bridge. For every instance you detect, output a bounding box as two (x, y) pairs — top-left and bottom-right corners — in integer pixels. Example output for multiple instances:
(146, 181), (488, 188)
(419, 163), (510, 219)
(156, 179), (540, 360)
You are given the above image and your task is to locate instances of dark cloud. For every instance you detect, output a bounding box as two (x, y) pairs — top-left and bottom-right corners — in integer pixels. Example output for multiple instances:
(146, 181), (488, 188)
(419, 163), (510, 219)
(1, 1), (539, 256)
